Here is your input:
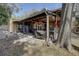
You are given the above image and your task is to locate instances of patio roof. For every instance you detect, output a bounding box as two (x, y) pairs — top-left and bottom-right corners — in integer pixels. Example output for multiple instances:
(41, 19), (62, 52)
(13, 8), (62, 22)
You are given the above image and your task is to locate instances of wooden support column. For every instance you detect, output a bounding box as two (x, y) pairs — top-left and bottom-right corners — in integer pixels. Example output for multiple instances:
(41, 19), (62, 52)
(23, 22), (25, 33)
(55, 15), (58, 28)
(9, 18), (13, 32)
(46, 15), (50, 45)
(54, 15), (58, 40)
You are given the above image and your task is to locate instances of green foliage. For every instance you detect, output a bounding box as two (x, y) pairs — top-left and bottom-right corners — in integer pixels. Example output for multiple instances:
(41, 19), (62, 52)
(0, 4), (12, 25)
(75, 18), (79, 27)
(0, 4), (19, 25)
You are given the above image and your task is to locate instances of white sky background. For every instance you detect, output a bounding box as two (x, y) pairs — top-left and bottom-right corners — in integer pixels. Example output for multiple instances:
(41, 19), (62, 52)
(1, 0), (79, 3)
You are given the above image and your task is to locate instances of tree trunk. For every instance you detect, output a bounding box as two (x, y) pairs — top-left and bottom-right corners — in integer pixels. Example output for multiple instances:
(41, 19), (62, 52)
(57, 3), (74, 51)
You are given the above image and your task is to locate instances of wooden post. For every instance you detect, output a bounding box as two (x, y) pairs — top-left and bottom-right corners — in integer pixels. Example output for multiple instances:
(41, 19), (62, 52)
(46, 15), (50, 45)
(9, 18), (13, 32)
(23, 22), (25, 33)
(54, 15), (58, 40)
(55, 15), (58, 28)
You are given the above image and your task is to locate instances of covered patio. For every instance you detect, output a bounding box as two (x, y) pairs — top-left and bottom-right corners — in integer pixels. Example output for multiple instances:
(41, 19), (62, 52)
(9, 8), (61, 42)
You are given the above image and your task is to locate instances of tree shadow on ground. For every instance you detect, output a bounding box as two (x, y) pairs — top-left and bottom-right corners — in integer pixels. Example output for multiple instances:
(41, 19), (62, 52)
(72, 44), (79, 52)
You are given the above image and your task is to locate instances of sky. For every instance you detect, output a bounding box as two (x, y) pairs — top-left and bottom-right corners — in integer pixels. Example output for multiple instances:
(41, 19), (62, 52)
(15, 3), (62, 17)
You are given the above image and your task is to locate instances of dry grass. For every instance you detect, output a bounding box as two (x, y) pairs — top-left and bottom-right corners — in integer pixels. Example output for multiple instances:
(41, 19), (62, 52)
(11, 42), (73, 56)
(13, 40), (79, 56)
(0, 34), (79, 56)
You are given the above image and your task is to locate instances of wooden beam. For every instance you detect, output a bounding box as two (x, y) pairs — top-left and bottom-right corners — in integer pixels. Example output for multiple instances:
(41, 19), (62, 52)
(22, 15), (46, 23)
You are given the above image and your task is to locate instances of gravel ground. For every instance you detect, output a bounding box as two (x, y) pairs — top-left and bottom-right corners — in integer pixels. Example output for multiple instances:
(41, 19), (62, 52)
(0, 26), (45, 55)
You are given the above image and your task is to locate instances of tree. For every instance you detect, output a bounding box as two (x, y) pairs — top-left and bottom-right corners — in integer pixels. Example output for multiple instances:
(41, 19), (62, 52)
(0, 3), (19, 25)
(0, 4), (10, 25)
(57, 3), (74, 51)
(75, 4), (79, 29)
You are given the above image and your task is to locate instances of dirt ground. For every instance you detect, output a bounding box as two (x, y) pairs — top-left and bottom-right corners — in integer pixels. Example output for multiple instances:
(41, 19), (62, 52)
(71, 33), (79, 55)
(0, 31), (79, 56)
